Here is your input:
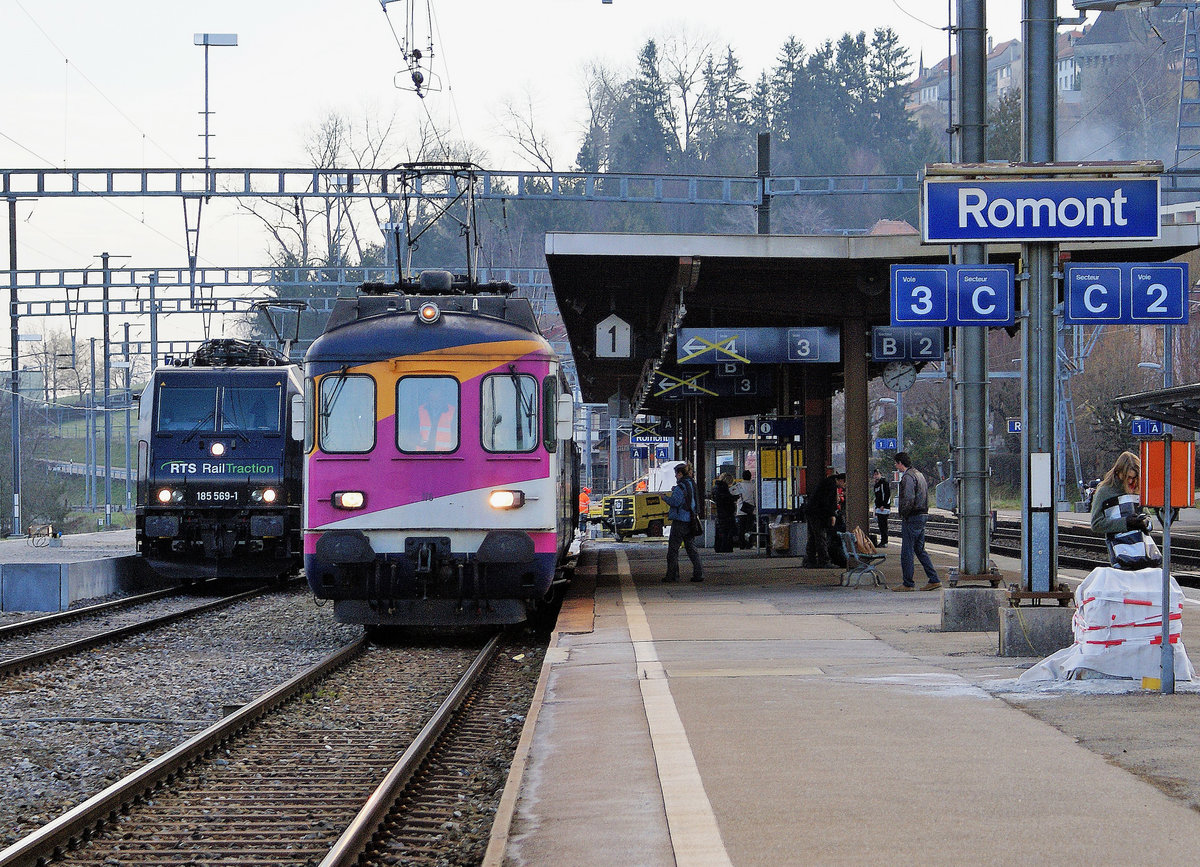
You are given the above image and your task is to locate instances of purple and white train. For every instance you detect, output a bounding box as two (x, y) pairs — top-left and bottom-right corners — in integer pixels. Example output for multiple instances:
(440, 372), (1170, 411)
(301, 271), (578, 627)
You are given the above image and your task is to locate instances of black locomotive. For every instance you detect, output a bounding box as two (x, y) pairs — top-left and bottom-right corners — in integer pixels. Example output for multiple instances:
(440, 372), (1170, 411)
(135, 339), (304, 581)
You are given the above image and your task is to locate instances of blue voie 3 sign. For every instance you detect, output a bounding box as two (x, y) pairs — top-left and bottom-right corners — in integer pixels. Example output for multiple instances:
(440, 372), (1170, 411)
(890, 265), (1015, 326)
(923, 178), (1160, 243)
(1063, 262), (1189, 325)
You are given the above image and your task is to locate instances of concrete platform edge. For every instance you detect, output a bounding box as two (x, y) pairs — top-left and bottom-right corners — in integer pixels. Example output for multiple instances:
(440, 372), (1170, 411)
(482, 557), (598, 865)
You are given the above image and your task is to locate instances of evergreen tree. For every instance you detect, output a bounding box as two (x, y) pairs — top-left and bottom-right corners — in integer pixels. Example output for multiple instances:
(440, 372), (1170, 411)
(867, 27), (916, 158)
(609, 40), (679, 173)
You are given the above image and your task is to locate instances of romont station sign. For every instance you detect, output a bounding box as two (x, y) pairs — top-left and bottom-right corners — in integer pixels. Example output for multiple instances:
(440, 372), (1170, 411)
(922, 172), (1160, 244)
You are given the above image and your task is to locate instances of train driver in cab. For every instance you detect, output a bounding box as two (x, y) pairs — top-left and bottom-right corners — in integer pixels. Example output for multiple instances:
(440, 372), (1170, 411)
(412, 380), (457, 452)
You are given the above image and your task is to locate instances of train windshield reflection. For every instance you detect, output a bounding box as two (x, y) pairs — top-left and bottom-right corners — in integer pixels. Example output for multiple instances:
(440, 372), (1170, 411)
(157, 386), (218, 432)
(222, 386), (281, 431)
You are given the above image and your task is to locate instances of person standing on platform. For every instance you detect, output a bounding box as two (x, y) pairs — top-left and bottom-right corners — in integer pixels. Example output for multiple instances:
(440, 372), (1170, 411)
(892, 452), (941, 591)
(872, 469), (892, 546)
(1090, 451), (1160, 569)
(712, 472), (738, 553)
(805, 471), (846, 568)
(1090, 450), (1145, 535)
(734, 470), (757, 549)
(663, 463), (703, 583)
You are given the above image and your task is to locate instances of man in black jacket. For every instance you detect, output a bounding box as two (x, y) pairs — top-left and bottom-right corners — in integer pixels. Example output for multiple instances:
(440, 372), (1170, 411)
(805, 472), (846, 568)
(892, 452), (941, 591)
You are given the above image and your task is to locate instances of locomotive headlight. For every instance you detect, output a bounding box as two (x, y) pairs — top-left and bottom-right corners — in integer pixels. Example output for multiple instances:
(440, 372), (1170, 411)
(251, 487), (278, 504)
(156, 487), (183, 504)
(332, 490), (366, 510)
(488, 489), (526, 510)
(210, 442), (226, 457)
(417, 302), (440, 324)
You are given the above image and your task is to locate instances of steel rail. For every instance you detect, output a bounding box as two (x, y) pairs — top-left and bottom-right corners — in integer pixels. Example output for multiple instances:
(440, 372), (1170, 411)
(0, 585), (269, 677)
(0, 636), (367, 867)
(318, 632), (503, 867)
(0, 585), (180, 640)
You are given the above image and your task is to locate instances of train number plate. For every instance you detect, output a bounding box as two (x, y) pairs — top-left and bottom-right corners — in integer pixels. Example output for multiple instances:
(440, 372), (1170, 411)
(196, 490), (239, 503)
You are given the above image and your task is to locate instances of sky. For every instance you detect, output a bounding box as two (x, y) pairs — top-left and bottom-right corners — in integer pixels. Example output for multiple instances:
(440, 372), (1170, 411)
(0, 0), (1084, 344)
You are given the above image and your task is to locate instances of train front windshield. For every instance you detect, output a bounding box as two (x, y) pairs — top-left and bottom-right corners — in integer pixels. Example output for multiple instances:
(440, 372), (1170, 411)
(157, 387), (217, 432)
(222, 386), (281, 431)
(157, 384), (282, 433)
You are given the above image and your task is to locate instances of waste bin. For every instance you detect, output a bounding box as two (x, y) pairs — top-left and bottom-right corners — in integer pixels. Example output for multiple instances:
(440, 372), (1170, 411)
(789, 522), (807, 557)
(770, 522), (791, 553)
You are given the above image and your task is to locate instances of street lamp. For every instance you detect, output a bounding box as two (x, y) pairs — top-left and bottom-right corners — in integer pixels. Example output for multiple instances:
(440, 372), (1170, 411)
(194, 33), (238, 175)
(877, 395), (903, 457)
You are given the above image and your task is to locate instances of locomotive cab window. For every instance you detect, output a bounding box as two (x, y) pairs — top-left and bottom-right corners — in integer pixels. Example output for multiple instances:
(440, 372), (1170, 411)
(482, 371), (537, 453)
(542, 376), (558, 453)
(221, 386), (281, 432)
(157, 386), (218, 433)
(318, 374), (375, 454)
(397, 376), (459, 453)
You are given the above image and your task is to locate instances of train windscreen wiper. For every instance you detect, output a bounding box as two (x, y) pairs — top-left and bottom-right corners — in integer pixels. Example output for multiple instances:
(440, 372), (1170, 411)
(181, 410), (216, 443)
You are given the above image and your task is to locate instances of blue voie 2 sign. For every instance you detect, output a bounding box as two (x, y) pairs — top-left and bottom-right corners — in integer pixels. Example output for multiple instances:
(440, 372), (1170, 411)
(1063, 262), (1189, 325)
(872, 326), (944, 362)
(923, 178), (1160, 243)
(890, 265), (1015, 326)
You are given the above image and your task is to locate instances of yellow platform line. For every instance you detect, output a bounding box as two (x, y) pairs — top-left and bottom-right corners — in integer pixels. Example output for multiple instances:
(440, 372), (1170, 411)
(616, 548), (732, 867)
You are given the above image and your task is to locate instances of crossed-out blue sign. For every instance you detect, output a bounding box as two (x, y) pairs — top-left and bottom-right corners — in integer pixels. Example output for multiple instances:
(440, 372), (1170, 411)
(890, 265), (1015, 326)
(872, 326), (945, 362)
(1131, 418), (1166, 437)
(922, 177), (1161, 243)
(1063, 262), (1189, 325)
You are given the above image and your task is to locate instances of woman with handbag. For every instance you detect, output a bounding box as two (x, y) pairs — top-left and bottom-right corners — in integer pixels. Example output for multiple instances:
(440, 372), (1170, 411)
(1090, 451), (1161, 569)
(663, 462), (704, 583)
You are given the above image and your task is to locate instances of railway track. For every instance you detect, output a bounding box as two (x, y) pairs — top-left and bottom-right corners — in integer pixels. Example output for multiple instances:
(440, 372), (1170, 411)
(0, 633), (540, 866)
(0, 585), (273, 677)
(924, 516), (1200, 581)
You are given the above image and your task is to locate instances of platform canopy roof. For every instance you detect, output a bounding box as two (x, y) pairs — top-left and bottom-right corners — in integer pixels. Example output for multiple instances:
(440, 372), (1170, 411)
(1115, 383), (1200, 433)
(545, 226), (1200, 413)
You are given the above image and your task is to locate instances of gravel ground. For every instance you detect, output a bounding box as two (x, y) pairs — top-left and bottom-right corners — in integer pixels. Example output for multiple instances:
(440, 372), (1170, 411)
(0, 588), (361, 844)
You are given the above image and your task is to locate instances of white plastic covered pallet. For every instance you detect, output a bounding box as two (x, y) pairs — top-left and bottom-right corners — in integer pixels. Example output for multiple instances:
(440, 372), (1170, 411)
(1020, 566), (1196, 682)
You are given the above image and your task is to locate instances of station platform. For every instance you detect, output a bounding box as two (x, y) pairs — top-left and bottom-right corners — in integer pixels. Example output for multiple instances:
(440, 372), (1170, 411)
(487, 533), (1200, 865)
(0, 529), (141, 612)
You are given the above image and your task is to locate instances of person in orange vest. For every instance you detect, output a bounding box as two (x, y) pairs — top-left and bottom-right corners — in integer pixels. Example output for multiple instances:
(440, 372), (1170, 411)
(578, 487), (591, 531)
(635, 478), (647, 492)
(417, 392), (456, 451)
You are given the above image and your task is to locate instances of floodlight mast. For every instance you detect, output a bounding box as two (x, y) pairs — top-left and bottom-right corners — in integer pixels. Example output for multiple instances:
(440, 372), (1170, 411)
(194, 33), (238, 178)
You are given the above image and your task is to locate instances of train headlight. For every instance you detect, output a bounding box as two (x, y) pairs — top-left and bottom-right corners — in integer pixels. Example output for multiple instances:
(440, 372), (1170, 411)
(418, 302), (440, 324)
(251, 487), (278, 504)
(156, 488), (183, 504)
(332, 490), (366, 510)
(488, 489), (526, 510)
(210, 442), (226, 457)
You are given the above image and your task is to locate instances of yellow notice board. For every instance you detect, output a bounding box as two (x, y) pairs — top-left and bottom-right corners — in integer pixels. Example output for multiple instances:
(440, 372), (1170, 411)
(760, 446), (803, 479)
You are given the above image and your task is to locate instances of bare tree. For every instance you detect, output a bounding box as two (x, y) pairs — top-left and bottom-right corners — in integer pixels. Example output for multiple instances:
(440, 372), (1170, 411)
(499, 88), (557, 172)
(659, 29), (717, 155)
